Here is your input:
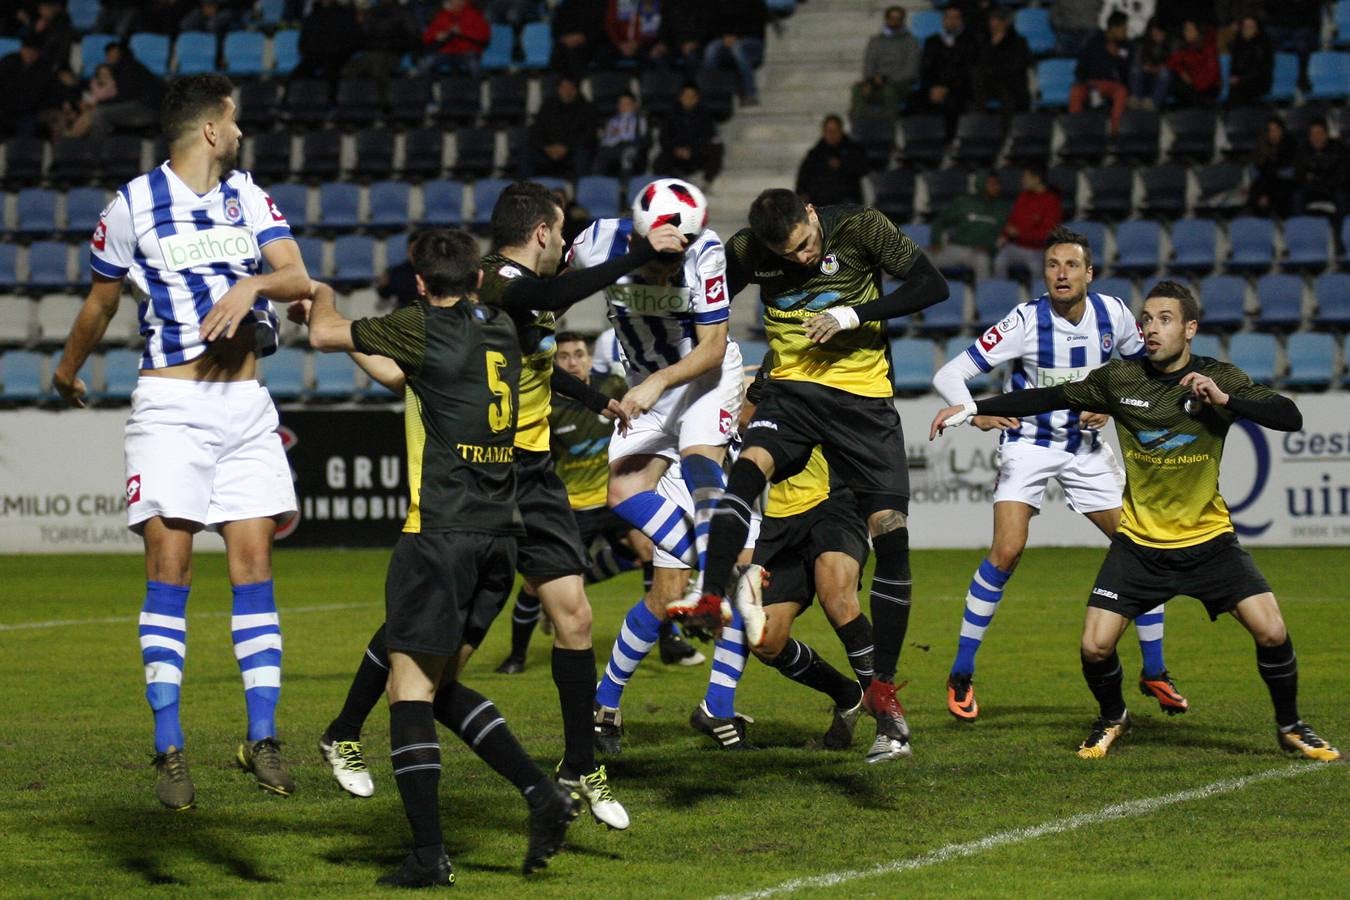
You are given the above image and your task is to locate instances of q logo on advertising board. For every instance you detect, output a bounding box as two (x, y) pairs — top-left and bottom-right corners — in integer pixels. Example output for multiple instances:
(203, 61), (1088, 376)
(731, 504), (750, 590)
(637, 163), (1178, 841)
(1226, 419), (1271, 538)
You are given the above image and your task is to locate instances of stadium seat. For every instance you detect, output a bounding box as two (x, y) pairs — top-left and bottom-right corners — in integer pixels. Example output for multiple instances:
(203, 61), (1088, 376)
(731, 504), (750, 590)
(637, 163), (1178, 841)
(237, 81), (280, 133)
(1065, 220), (1108, 268)
(639, 69), (683, 120)
(1283, 332), (1336, 389)
(402, 128), (446, 180)
(435, 75), (483, 126)
(852, 114), (898, 171)
(351, 128), (396, 180)
(1194, 163), (1246, 218)
(266, 183), (309, 232)
(332, 236), (377, 290)
(1015, 8), (1055, 56)
(1006, 113), (1053, 165)
(1170, 219), (1219, 275)
(868, 170), (916, 222)
(951, 114), (1006, 167)
(95, 348), (143, 405)
(1337, 0), (1350, 47)
(1092, 277), (1135, 306)
(1281, 106), (1321, 140)
(576, 175), (622, 218)
(1046, 166), (1081, 218)
(129, 33), (170, 77)
(1085, 166), (1133, 220)
(248, 132), (293, 183)
(1034, 58), (1076, 109)
(35, 294), (82, 346)
(293, 236), (326, 277)
(262, 346), (308, 400)
(1165, 109), (1217, 163)
(738, 338), (768, 369)
(944, 335), (996, 393)
(1282, 216), (1332, 272)
(79, 34), (116, 78)
(1265, 52), (1298, 102)
(384, 232), (409, 267)
(696, 68), (739, 122)
(419, 179), (466, 226)
(1055, 112), (1109, 165)
(481, 25), (515, 71)
(0, 245), (18, 293)
(1254, 274), (1304, 330)
(0, 349), (46, 404)
(898, 222), (930, 248)
(223, 31), (266, 77)
(1306, 51), (1350, 100)
(368, 181), (411, 233)
(521, 21), (552, 69)
(271, 29), (301, 75)
(486, 73), (530, 125)
(588, 71), (633, 120)
(1228, 333), (1277, 384)
(99, 135), (144, 187)
(68, 0), (101, 32)
(14, 188), (59, 240)
(1110, 110), (1160, 163)
(453, 126), (498, 179)
(897, 115), (946, 168)
(26, 243), (72, 295)
(316, 183), (362, 234)
(1199, 275), (1247, 331)
(916, 284), (968, 336)
(0, 296), (35, 346)
(503, 125), (531, 178)
(301, 132), (341, 182)
(1113, 221), (1162, 276)
(310, 352), (358, 401)
(1313, 273), (1350, 328)
(1190, 333), (1223, 361)
(922, 170), (970, 220)
(471, 178), (511, 226)
(286, 79), (332, 129)
(47, 138), (96, 187)
(0, 37), (15, 59)
(62, 187), (107, 240)
(1138, 165), (1187, 218)
(1227, 216), (1276, 273)
(387, 77), (431, 128)
(174, 31), (217, 75)
(1222, 106), (1267, 160)
(974, 279), (1022, 329)
(2, 137), (46, 189)
(890, 337), (937, 393)
(335, 79), (383, 129)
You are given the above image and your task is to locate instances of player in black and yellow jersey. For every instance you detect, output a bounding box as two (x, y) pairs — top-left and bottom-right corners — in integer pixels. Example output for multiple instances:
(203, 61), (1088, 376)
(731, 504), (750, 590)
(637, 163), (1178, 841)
(932, 281), (1340, 763)
(697, 188), (950, 763)
(302, 230), (580, 886)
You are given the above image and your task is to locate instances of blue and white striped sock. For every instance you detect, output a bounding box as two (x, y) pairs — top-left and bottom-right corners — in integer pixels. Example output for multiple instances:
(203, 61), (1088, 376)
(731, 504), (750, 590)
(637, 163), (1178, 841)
(951, 558), (1012, 676)
(704, 608), (746, 718)
(613, 491), (697, 569)
(1136, 605), (1167, 678)
(139, 581), (189, 753)
(231, 580), (282, 742)
(596, 600), (662, 708)
(680, 454), (726, 573)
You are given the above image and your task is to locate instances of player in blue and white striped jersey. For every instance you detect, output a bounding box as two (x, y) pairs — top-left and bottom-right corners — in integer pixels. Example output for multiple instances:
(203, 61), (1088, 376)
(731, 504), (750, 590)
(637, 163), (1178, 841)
(52, 74), (310, 810)
(932, 225), (1189, 722)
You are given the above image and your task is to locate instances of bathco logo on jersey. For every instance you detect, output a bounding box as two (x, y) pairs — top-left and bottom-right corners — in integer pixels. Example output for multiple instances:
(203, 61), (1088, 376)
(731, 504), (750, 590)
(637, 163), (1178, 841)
(158, 226), (256, 269)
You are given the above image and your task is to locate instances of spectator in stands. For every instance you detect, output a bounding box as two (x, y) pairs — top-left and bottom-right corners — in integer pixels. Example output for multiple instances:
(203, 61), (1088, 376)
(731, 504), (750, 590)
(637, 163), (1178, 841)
(295, 0), (362, 88)
(76, 42), (164, 138)
(60, 63), (120, 138)
(600, 0), (667, 70)
(14, 1), (72, 71)
(594, 91), (650, 179)
(376, 254), (419, 311)
(180, 1), (240, 36)
(95, 2), (141, 39)
(1226, 16), (1273, 106)
(1069, 11), (1131, 134)
(1050, 0), (1103, 58)
(344, 0), (420, 97)
(550, 0), (606, 78)
(654, 83), (723, 182)
(1294, 117), (1349, 221)
(1167, 20), (1221, 107)
(795, 114), (870, 207)
(1249, 115), (1297, 217)
(529, 74), (598, 179)
(1215, 1), (1264, 51)
(919, 6), (977, 136)
(422, 0), (492, 77)
(929, 171), (1012, 282)
(0, 34), (61, 138)
(971, 8), (1031, 115)
(1128, 17), (1172, 110)
(853, 6), (920, 121)
(994, 163), (1064, 280)
(703, 0), (767, 107)
(1263, 0), (1322, 79)
(658, 0), (711, 72)
(483, 0), (547, 28)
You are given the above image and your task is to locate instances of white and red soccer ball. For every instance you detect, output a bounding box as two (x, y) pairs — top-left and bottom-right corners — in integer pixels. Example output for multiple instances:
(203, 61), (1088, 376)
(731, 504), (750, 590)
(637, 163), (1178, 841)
(631, 178), (708, 240)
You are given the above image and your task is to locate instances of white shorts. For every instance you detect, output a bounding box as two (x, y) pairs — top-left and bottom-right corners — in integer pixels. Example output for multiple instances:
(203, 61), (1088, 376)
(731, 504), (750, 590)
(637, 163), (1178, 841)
(992, 440), (1123, 515)
(651, 457), (760, 569)
(609, 341), (745, 464)
(124, 377), (298, 533)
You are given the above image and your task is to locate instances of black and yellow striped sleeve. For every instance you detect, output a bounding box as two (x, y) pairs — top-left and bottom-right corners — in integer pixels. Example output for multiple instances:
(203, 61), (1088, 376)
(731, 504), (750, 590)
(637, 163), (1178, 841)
(857, 208), (918, 278)
(351, 304), (427, 372)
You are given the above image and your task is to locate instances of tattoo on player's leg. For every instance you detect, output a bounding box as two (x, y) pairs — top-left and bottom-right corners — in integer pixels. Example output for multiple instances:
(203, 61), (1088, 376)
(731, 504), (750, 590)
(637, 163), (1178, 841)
(869, 509), (908, 536)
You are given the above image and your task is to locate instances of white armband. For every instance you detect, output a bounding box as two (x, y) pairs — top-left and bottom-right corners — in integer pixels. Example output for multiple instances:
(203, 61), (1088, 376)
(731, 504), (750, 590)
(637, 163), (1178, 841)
(824, 306), (860, 331)
(943, 401), (979, 429)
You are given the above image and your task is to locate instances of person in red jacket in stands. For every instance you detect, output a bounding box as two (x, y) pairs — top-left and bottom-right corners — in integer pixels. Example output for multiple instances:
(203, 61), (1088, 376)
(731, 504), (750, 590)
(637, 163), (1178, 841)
(994, 163), (1065, 280)
(1166, 20), (1220, 107)
(423, 0), (491, 77)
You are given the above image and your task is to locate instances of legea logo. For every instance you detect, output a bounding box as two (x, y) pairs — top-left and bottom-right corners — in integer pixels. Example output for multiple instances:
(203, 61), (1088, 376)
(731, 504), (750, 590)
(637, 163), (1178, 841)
(158, 226), (255, 270)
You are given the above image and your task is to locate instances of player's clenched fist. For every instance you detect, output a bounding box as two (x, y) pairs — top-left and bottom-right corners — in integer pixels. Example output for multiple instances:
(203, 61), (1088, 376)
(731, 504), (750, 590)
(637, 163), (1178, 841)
(645, 223), (688, 255)
(1179, 371), (1229, 407)
(52, 368), (88, 408)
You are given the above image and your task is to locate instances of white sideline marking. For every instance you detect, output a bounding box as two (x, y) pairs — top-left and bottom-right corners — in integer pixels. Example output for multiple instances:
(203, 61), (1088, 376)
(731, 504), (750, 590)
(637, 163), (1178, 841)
(0, 602), (377, 632)
(718, 764), (1327, 900)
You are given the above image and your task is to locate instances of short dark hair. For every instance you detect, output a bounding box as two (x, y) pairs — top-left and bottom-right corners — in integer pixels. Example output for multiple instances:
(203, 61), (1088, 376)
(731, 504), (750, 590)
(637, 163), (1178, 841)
(1045, 224), (1093, 269)
(409, 228), (480, 299)
(884, 5), (904, 18)
(490, 181), (562, 250)
(749, 188), (810, 247)
(1023, 161), (1047, 183)
(162, 73), (234, 145)
(822, 114), (844, 129)
(554, 330), (590, 349)
(1107, 10), (1129, 28)
(1308, 115), (1328, 131)
(1145, 280), (1200, 322)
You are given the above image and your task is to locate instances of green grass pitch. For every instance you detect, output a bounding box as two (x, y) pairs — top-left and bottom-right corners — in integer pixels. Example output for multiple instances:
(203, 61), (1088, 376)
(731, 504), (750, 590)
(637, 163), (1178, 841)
(1, 547), (1346, 897)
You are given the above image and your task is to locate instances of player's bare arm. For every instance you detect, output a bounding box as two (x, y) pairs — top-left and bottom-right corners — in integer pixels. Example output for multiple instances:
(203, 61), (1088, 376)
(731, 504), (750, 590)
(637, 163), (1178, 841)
(619, 320), (728, 418)
(289, 290), (407, 393)
(305, 280), (356, 353)
(53, 275), (125, 408)
(201, 238), (310, 342)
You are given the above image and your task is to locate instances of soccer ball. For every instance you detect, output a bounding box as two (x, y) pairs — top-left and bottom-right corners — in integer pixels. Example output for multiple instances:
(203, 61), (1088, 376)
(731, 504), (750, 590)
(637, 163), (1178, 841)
(631, 178), (708, 240)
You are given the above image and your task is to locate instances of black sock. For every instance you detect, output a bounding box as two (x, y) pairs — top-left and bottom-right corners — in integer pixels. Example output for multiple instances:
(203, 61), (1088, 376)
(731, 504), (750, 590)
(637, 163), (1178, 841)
(552, 647), (597, 778)
(702, 460), (766, 598)
(833, 614), (874, 691)
(869, 527), (912, 681)
(389, 700), (442, 852)
(508, 587), (540, 661)
(1256, 638), (1300, 728)
(767, 639), (862, 708)
(433, 681), (546, 794)
(327, 624), (389, 742)
(642, 561), (654, 595)
(658, 619), (674, 639)
(1081, 651), (1126, 721)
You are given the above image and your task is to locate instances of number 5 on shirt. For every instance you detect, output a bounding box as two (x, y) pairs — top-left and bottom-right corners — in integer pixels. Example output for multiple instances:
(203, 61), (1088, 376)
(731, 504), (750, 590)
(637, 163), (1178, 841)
(486, 351), (513, 432)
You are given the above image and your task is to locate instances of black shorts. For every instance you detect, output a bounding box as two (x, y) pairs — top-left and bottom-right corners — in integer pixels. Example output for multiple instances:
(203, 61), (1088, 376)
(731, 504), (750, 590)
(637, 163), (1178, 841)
(743, 380), (909, 517)
(1087, 532), (1272, 622)
(753, 493), (870, 609)
(515, 449), (589, 580)
(385, 530), (517, 657)
(574, 505), (634, 555)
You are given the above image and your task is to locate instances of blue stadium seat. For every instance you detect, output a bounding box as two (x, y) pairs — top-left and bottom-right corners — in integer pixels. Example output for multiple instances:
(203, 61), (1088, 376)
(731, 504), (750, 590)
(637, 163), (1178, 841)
(1190, 333), (1224, 361)
(1113, 220), (1162, 276)
(80, 34), (117, 78)
(738, 337), (768, 369)
(1227, 216), (1275, 273)
(256, 0), (286, 28)
(1265, 53), (1298, 102)
(267, 183), (308, 233)
(385, 232), (409, 267)
(1035, 59), (1076, 108)
(1283, 332), (1336, 389)
(332, 235), (377, 289)
(1092, 277), (1135, 307)
(890, 337), (936, 393)
(224, 32), (267, 77)
(576, 175), (622, 218)
(974, 279), (1021, 329)
(766, 0), (797, 13)
(1336, 0), (1350, 47)
(294, 235), (325, 276)
(1199, 275), (1247, 331)
(419, 179), (466, 226)
(481, 25), (514, 72)
(26, 242), (71, 294)
(944, 335), (996, 393)
(1343, 217), (1350, 266)
(0, 37), (18, 59)
(368, 181), (411, 232)
(14, 188), (59, 240)
(310, 352), (358, 401)
(1065, 220), (1108, 267)
(0, 244), (18, 292)
(1283, 216), (1332, 272)
(96, 348), (143, 405)
(1255, 274), (1304, 330)
(68, 0), (101, 32)
(63, 187), (108, 240)
(1170, 218), (1219, 275)
(317, 182), (362, 233)
(1228, 333), (1277, 384)
(130, 33), (171, 77)
(1307, 51), (1350, 100)
(898, 221), (930, 248)
(1313, 273), (1350, 328)
(916, 283), (968, 335)
(521, 21), (552, 69)
(1344, 336), (1350, 387)
(271, 30), (301, 75)
(1015, 8), (1055, 56)
(471, 178), (511, 226)
(908, 11), (942, 43)
(1, 349), (46, 403)
(263, 346), (307, 400)
(175, 31), (218, 75)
